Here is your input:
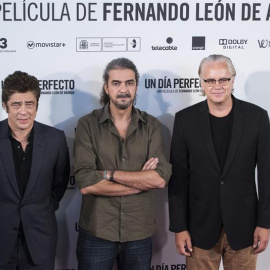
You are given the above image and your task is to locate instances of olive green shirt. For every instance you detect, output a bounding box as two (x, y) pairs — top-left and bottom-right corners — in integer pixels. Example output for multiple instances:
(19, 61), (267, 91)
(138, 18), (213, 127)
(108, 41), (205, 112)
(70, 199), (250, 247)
(74, 103), (171, 242)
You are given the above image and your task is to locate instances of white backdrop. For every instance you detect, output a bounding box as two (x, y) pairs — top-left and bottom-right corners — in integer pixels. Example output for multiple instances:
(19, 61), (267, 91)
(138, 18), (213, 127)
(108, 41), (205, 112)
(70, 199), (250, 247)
(1, 0), (270, 269)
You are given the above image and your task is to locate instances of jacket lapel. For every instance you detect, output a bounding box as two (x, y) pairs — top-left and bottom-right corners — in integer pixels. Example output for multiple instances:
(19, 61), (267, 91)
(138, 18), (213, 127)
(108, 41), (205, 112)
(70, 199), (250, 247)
(221, 98), (244, 178)
(0, 120), (21, 197)
(23, 122), (46, 200)
(199, 101), (221, 173)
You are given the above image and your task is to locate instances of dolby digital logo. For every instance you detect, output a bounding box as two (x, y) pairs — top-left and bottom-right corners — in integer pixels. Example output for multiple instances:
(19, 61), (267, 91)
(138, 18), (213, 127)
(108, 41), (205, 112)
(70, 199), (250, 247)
(219, 39), (248, 49)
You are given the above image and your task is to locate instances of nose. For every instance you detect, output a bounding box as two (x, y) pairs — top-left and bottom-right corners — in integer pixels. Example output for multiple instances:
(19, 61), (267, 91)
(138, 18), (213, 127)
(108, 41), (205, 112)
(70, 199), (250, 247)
(213, 81), (223, 88)
(119, 82), (128, 92)
(19, 104), (27, 114)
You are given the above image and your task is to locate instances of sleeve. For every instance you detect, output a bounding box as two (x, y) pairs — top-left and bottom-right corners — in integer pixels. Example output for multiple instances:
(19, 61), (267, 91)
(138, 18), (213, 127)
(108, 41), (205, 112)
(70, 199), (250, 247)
(73, 118), (104, 189)
(51, 130), (70, 211)
(168, 113), (189, 232)
(147, 119), (172, 184)
(257, 109), (270, 228)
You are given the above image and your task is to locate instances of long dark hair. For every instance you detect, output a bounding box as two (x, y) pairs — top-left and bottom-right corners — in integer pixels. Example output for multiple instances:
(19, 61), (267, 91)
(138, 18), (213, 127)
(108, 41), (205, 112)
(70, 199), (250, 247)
(100, 58), (140, 106)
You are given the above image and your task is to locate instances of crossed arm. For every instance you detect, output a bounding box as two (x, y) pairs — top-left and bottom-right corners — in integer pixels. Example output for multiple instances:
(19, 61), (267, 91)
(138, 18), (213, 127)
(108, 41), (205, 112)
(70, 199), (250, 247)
(80, 157), (166, 196)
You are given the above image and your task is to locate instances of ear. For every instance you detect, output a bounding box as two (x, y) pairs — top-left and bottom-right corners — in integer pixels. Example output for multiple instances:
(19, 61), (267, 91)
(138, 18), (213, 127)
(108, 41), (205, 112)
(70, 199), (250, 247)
(104, 84), (109, 95)
(2, 103), (7, 111)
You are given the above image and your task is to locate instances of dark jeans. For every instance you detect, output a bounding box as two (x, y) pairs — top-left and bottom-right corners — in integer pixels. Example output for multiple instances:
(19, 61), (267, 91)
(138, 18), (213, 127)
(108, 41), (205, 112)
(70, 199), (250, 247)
(0, 234), (54, 270)
(77, 228), (152, 270)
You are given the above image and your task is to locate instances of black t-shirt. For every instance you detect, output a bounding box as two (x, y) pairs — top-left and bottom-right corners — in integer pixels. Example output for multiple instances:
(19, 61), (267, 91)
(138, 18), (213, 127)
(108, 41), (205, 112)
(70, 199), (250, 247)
(209, 108), (233, 172)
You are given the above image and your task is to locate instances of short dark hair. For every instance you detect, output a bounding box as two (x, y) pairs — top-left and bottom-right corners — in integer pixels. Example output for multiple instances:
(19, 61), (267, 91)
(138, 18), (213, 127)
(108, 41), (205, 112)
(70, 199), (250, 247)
(100, 58), (140, 106)
(2, 71), (41, 107)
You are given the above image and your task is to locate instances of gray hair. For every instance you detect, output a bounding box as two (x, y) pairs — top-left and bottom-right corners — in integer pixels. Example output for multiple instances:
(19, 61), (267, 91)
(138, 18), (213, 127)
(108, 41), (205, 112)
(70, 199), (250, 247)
(198, 54), (236, 96)
(198, 54), (236, 78)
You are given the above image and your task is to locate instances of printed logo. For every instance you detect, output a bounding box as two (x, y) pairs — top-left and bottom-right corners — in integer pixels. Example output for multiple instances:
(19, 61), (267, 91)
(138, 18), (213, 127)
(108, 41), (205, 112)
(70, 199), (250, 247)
(77, 37), (101, 52)
(144, 76), (201, 94)
(39, 79), (75, 95)
(152, 37), (177, 51)
(26, 41), (67, 49)
(27, 41), (35, 49)
(166, 37), (173, 44)
(130, 39), (137, 48)
(219, 39), (227, 45)
(103, 37), (127, 52)
(127, 37), (140, 51)
(76, 37), (140, 52)
(192, 36), (205, 50)
(258, 40), (270, 48)
(219, 39), (248, 49)
(67, 176), (76, 190)
(0, 38), (16, 53)
(151, 264), (186, 270)
(79, 40), (89, 50)
(0, 38), (8, 49)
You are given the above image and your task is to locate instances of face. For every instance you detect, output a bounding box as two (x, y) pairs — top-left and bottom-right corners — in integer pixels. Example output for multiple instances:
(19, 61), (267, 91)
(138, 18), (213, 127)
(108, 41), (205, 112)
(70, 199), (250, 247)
(104, 69), (137, 110)
(4, 91), (37, 133)
(200, 61), (234, 106)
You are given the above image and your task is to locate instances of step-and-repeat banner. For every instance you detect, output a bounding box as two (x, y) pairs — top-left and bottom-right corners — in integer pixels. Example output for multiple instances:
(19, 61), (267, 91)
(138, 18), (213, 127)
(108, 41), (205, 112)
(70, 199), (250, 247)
(1, 0), (270, 269)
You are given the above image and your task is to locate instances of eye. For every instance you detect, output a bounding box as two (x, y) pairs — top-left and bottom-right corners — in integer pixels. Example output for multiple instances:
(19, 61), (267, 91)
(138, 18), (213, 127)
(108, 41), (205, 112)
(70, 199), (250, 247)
(219, 78), (228, 83)
(26, 103), (34, 108)
(112, 82), (120, 86)
(12, 103), (20, 108)
(205, 79), (216, 84)
(126, 81), (134, 86)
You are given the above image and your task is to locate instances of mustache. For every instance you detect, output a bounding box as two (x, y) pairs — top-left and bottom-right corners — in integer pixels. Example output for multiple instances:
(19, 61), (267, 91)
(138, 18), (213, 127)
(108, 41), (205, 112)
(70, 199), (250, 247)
(116, 93), (131, 98)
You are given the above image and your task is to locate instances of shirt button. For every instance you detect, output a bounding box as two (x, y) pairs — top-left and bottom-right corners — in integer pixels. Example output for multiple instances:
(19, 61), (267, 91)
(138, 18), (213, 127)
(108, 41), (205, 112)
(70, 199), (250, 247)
(221, 181), (224, 185)
(23, 157), (25, 160)
(17, 146), (20, 149)
(121, 212), (124, 215)
(122, 158), (125, 162)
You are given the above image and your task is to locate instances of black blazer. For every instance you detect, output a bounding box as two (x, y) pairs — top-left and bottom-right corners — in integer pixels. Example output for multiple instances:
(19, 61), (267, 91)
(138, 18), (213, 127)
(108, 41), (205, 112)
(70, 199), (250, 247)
(169, 97), (270, 250)
(0, 119), (70, 265)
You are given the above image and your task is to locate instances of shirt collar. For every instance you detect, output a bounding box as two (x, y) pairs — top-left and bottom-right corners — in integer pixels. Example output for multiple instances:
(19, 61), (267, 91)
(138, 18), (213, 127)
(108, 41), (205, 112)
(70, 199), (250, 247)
(8, 126), (34, 142)
(99, 102), (146, 124)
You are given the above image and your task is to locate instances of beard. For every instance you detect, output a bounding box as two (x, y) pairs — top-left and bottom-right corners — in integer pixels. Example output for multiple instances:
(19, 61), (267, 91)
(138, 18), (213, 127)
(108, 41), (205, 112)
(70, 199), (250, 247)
(110, 93), (134, 110)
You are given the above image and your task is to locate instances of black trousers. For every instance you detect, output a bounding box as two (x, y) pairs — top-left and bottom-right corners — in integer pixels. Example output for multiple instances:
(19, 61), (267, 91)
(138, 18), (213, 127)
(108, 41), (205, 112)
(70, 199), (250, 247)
(0, 233), (54, 270)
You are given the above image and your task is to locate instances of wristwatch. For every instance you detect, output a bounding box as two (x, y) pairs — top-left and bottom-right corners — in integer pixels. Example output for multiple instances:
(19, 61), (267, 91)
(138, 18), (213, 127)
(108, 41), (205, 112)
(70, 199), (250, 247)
(103, 169), (115, 182)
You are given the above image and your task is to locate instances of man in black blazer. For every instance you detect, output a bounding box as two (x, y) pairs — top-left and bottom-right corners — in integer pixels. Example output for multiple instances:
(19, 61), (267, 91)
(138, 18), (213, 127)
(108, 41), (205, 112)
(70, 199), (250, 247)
(0, 71), (70, 269)
(169, 54), (270, 270)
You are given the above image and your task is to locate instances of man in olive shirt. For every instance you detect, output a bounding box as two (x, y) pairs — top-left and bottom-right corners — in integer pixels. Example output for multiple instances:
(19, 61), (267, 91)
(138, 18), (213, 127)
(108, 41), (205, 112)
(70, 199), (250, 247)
(74, 58), (171, 270)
